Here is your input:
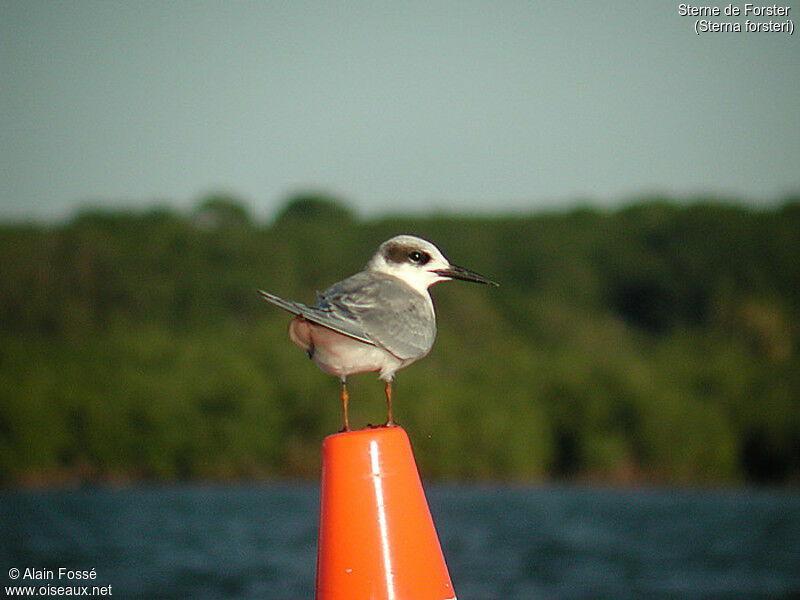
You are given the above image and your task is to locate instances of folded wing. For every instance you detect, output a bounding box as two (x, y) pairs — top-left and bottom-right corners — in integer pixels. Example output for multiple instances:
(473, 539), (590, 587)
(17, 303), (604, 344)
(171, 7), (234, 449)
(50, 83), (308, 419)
(258, 271), (436, 361)
(317, 272), (436, 361)
(258, 289), (375, 346)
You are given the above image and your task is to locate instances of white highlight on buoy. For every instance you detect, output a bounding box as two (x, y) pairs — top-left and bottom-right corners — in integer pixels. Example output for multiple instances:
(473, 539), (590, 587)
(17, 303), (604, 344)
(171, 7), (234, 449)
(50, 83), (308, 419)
(370, 439), (395, 600)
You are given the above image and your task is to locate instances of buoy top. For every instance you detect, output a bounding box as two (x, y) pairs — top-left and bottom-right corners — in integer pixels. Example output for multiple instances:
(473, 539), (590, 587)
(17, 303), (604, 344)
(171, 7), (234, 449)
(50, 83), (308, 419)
(316, 426), (456, 600)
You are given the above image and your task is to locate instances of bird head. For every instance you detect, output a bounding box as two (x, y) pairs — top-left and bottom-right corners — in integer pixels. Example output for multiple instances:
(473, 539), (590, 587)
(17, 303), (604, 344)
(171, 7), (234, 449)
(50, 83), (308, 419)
(367, 235), (498, 294)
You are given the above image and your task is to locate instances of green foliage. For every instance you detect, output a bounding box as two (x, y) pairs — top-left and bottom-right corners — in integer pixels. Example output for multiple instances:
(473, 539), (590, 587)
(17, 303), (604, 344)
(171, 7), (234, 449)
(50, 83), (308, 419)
(1, 196), (798, 485)
(194, 193), (252, 230)
(274, 192), (356, 226)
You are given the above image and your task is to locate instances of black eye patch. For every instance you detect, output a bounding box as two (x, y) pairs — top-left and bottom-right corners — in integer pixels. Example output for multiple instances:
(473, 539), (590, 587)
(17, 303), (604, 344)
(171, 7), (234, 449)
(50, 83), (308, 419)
(408, 250), (430, 265)
(383, 242), (431, 266)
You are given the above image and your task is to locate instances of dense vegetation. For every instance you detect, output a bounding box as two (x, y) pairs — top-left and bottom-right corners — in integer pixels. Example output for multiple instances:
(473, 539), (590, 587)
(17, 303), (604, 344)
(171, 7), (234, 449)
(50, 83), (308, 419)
(1, 195), (798, 486)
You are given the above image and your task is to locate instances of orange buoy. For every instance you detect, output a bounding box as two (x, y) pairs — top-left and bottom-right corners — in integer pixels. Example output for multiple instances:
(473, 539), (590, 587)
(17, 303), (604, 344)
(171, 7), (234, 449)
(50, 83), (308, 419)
(315, 426), (456, 600)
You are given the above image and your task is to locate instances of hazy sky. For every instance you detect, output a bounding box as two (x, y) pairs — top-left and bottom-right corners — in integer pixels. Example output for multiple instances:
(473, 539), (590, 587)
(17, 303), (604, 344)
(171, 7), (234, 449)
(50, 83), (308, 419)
(2, 1), (798, 221)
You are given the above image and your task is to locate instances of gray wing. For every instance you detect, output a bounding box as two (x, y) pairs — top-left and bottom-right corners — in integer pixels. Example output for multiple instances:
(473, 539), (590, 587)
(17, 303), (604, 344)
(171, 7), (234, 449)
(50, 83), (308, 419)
(318, 272), (436, 360)
(257, 289), (376, 346)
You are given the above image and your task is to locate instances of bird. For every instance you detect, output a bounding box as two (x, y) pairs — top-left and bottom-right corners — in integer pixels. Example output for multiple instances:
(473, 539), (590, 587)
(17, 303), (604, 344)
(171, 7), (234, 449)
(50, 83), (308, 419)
(258, 234), (498, 431)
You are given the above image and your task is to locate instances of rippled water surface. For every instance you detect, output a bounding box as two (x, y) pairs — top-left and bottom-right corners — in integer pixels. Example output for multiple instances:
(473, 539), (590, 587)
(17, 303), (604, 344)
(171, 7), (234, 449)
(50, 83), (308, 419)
(2, 483), (799, 599)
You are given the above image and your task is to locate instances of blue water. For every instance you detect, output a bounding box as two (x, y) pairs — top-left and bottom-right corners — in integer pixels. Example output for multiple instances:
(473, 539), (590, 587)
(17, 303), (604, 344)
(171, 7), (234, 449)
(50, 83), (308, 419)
(1, 483), (799, 599)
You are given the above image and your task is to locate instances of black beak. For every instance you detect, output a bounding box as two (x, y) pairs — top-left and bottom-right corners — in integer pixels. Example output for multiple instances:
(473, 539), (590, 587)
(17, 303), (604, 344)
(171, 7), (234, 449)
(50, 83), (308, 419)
(434, 264), (499, 286)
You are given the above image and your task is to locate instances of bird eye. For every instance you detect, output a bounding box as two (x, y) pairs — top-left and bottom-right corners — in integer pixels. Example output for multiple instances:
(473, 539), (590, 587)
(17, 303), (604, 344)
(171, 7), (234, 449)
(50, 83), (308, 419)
(408, 251), (430, 265)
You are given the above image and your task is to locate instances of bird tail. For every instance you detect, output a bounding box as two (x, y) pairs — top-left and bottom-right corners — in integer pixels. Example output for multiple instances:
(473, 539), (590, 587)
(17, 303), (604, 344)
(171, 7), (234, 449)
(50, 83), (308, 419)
(257, 289), (308, 316)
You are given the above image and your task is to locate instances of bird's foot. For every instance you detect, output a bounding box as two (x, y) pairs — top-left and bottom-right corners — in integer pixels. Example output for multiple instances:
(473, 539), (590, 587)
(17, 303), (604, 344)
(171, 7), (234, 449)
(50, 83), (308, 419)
(364, 420), (397, 429)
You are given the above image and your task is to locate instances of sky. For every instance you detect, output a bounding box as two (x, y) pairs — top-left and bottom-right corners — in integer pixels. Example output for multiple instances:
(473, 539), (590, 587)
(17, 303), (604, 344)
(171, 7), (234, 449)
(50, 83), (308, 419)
(1, 1), (798, 222)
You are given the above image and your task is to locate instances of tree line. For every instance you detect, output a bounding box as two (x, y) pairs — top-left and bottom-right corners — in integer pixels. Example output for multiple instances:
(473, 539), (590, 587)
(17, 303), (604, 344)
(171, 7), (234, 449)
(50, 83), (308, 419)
(1, 194), (798, 485)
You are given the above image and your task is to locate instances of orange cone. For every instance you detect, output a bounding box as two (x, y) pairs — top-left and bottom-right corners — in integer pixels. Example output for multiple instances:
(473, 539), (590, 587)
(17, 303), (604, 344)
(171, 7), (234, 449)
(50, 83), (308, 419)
(315, 426), (456, 600)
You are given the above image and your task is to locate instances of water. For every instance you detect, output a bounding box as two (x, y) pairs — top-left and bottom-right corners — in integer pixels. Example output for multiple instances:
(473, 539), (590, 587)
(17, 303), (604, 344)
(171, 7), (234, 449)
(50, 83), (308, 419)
(2, 483), (799, 599)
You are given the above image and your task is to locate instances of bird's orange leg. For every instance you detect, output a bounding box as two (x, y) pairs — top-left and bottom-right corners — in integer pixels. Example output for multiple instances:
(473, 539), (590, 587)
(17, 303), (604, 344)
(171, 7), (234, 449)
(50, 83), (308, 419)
(384, 381), (395, 427)
(340, 380), (350, 432)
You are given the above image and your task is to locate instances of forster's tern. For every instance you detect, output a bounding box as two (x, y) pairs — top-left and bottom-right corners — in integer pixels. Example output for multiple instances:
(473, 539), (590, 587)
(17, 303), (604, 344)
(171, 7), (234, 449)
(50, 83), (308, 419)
(259, 234), (498, 431)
